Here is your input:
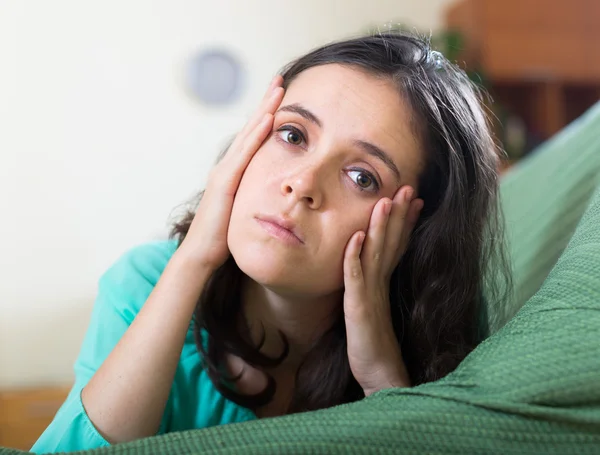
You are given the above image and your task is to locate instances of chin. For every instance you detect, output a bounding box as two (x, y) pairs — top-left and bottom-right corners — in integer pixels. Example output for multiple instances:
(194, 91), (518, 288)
(227, 220), (346, 294)
(230, 243), (340, 297)
(232, 243), (298, 287)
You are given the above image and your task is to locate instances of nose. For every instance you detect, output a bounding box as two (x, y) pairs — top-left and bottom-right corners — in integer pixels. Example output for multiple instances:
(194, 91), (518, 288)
(280, 166), (323, 209)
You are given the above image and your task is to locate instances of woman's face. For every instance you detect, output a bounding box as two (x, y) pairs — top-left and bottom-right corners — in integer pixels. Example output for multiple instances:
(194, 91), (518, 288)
(228, 64), (424, 297)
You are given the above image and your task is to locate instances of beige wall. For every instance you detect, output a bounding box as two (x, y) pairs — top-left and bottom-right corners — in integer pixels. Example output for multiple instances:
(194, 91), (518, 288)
(0, 0), (455, 387)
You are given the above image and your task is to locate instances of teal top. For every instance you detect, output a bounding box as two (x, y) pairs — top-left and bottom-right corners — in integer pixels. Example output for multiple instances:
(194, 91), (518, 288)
(31, 240), (257, 454)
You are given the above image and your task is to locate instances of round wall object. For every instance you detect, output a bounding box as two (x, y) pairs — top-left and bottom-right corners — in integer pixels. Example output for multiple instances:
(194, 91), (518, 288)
(186, 48), (244, 106)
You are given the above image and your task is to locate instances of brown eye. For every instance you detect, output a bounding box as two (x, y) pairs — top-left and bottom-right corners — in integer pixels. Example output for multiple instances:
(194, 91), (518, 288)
(347, 169), (379, 193)
(276, 126), (306, 147)
(286, 131), (303, 145)
(356, 173), (371, 188)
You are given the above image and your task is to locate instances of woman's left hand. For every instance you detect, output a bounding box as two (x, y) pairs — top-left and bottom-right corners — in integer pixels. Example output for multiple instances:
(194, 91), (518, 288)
(343, 185), (423, 396)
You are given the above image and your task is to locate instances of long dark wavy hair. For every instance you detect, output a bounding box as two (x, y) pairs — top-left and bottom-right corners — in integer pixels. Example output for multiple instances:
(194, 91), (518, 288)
(170, 31), (511, 414)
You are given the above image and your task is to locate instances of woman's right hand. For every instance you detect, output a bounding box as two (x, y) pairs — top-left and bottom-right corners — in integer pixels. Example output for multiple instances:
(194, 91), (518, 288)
(179, 75), (285, 272)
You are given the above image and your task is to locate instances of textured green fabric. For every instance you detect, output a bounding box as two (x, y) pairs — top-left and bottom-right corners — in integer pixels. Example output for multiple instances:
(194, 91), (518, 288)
(1, 103), (599, 455)
(72, 170), (600, 454)
(488, 102), (600, 334)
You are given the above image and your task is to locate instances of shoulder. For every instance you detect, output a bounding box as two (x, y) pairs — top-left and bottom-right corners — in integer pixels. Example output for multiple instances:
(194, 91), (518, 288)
(101, 239), (178, 283)
(97, 239), (179, 317)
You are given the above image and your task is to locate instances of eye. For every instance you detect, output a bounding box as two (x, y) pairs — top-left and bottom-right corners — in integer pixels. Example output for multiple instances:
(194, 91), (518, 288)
(347, 169), (380, 193)
(276, 126), (306, 147)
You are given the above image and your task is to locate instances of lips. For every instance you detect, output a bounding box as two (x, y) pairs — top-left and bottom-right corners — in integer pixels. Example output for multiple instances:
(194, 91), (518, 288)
(255, 215), (304, 244)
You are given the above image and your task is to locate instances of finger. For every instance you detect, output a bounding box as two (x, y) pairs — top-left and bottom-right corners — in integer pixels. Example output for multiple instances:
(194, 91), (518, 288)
(409, 198), (424, 225)
(248, 86), (284, 132)
(382, 186), (414, 268)
(229, 74), (283, 150)
(400, 198), (424, 246)
(263, 75), (284, 100)
(229, 87), (283, 155)
(389, 197), (423, 268)
(361, 197), (392, 279)
(238, 79), (284, 139)
(226, 79), (281, 160)
(343, 231), (367, 301)
(227, 113), (274, 185)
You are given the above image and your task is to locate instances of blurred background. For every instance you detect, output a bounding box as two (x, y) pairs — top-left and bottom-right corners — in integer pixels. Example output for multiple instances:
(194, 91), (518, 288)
(0, 0), (598, 449)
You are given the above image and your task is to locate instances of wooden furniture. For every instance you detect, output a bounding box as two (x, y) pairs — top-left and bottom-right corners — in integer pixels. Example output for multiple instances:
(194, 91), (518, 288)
(0, 386), (70, 450)
(445, 0), (600, 143)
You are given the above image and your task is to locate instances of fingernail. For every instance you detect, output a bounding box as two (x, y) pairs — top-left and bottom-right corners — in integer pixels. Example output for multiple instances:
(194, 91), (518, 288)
(404, 188), (414, 202)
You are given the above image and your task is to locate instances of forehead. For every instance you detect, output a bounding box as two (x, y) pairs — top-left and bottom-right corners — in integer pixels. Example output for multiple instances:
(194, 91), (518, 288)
(283, 64), (423, 173)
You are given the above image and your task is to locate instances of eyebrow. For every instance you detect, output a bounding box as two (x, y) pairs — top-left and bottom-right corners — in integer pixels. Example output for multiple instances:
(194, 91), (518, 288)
(277, 103), (401, 183)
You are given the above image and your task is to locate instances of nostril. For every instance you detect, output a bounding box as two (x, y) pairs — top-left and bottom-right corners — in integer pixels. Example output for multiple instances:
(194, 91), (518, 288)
(306, 197), (314, 204)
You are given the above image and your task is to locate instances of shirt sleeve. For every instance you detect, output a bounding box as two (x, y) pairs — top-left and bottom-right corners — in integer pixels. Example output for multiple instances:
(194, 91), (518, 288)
(30, 241), (177, 454)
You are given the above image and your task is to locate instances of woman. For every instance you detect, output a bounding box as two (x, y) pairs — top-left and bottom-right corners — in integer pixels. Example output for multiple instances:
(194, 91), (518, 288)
(32, 31), (510, 453)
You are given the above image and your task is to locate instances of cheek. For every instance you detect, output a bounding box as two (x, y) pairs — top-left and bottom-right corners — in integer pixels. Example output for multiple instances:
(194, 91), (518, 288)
(313, 212), (371, 290)
(228, 145), (280, 241)
(236, 155), (263, 195)
(238, 143), (284, 192)
(322, 210), (372, 261)
(232, 146), (276, 206)
(337, 203), (373, 235)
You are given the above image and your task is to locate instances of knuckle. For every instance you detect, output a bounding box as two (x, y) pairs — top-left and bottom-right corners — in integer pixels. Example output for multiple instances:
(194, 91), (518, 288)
(349, 265), (362, 279)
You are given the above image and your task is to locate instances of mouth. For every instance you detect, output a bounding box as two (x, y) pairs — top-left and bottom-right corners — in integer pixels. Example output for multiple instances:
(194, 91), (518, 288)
(255, 215), (304, 245)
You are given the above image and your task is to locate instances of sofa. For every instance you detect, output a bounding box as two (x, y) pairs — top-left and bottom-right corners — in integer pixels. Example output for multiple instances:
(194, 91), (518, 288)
(2, 102), (599, 455)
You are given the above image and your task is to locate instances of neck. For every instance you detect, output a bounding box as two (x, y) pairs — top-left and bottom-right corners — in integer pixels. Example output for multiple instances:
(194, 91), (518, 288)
(240, 275), (342, 370)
